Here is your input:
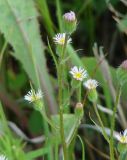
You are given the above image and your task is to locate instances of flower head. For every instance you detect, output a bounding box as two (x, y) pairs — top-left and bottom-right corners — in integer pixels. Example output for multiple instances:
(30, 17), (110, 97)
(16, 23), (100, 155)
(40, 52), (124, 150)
(63, 11), (76, 22)
(115, 129), (127, 144)
(63, 11), (77, 33)
(0, 155), (8, 160)
(84, 79), (98, 90)
(24, 89), (43, 103)
(69, 66), (87, 81)
(53, 33), (72, 45)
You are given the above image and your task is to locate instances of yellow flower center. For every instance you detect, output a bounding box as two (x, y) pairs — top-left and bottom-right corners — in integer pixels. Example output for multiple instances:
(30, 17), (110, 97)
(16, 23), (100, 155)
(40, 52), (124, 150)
(75, 72), (82, 79)
(31, 95), (36, 102)
(120, 136), (127, 143)
(59, 38), (65, 44)
(31, 93), (39, 102)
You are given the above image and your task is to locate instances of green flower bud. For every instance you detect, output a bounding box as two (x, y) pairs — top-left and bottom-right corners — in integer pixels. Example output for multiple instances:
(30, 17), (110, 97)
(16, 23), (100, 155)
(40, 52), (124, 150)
(117, 60), (127, 85)
(88, 89), (98, 102)
(75, 102), (84, 118)
(117, 143), (127, 153)
(63, 11), (77, 34)
(34, 100), (44, 111)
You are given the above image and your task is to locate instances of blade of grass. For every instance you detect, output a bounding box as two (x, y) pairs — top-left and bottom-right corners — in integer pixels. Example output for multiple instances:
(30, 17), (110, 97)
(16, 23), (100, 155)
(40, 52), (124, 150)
(36, 0), (55, 36)
(26, 147), (49, 159)
(77, 135), (85, 160)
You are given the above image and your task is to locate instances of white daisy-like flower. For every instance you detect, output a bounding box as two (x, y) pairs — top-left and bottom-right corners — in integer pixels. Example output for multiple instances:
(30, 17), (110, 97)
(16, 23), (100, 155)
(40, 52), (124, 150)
(115, 129), (127, 144)
(0, 155), (8, 160)
(24, 89), (43, 103)
(84, 79), (98, 90)
(53, 33), (72, 45)
(69, 66), (87, 81)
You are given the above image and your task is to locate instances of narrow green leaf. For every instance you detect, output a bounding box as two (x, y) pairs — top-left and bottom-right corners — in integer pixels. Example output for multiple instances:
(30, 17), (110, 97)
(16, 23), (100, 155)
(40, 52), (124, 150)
(26, 147), (49, 159)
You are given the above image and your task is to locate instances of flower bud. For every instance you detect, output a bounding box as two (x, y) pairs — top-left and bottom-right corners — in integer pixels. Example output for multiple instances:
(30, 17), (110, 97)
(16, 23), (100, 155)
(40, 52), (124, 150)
(34, 100), (44, 111)
(75, 102), (84, 118)
(117, 143), (127, 153)
(88, 89), (98, 103)
(63, 11), (77, 34)
(117, 60), (127, 85)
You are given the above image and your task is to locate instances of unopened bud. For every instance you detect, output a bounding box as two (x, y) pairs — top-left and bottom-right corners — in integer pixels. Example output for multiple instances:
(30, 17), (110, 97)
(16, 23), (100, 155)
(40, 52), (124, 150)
(63, 11), (77, 34)
(75, 102), (84, 118)
(117, 60), (127, 85)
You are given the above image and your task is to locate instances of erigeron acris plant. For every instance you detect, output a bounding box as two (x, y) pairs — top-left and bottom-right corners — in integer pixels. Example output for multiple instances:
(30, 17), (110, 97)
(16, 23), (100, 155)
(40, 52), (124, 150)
(23, 11), (127, 160)
(24, 11), (109, 160)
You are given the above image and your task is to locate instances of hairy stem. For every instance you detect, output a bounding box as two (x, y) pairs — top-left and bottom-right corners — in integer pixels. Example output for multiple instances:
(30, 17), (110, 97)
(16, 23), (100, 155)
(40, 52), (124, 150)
(78, 82), (82, 102)
(58, 34), (68, 159)
(110, 85), (121, 160)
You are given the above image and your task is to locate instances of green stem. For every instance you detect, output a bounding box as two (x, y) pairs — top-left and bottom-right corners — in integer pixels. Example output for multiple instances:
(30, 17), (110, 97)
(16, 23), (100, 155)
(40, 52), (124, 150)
(77, 135), (85, 160)
(78, 82), (82, 102)
(58, 34), (68, 159)
(55, 141), (59, 160)
(93, 103), (109, 143)
(41, 112), (52, 160)
(110, 85), (121, 160)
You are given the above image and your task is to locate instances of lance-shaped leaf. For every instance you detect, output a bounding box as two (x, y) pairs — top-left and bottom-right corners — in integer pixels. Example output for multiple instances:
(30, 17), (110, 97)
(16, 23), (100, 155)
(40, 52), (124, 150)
(0, 0), (57, 113)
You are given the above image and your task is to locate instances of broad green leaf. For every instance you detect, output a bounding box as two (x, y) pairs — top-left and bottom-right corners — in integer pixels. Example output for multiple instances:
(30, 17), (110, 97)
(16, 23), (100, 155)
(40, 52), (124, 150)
(51, 114), (80, 145)
(0, 0), (57, 113)
(28, 110), (43, 134)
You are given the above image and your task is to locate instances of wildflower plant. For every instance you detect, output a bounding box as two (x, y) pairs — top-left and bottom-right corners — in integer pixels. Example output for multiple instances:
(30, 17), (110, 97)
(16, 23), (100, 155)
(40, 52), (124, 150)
(23, 11), (119, 160)
(48, 11), (112, 160)
(0, 3), (126, 160)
